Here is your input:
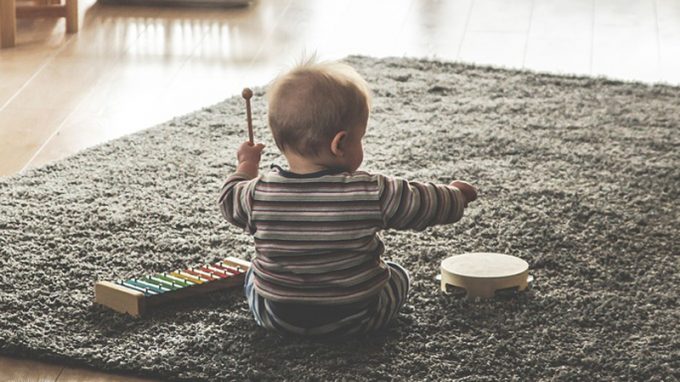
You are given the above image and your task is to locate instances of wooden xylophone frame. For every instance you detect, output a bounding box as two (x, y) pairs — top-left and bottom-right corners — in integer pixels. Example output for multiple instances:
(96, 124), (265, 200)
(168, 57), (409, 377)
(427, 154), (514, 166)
(94, 257), (251, 316)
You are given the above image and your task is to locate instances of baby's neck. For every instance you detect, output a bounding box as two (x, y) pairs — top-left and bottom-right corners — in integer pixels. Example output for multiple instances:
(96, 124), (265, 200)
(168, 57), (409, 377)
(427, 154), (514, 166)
(284, 151), (337, 175)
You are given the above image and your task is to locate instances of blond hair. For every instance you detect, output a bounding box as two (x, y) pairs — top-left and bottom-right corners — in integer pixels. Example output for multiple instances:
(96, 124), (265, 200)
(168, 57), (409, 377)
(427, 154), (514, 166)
(266, 57), (371, 156)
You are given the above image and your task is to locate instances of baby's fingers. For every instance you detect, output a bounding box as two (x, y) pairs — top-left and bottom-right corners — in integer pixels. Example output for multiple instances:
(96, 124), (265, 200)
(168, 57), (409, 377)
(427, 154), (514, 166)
(451, 180), (478, 203)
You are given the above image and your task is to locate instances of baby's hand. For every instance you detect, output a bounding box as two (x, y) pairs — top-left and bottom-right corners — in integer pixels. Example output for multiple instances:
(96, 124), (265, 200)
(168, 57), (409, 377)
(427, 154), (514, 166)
(450, 180), (478, 207)
(237, 141), (265, 165)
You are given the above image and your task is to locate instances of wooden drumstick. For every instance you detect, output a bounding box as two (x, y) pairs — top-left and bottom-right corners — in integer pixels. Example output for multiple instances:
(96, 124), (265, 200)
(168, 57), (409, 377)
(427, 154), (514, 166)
(242, 88), (254, 144)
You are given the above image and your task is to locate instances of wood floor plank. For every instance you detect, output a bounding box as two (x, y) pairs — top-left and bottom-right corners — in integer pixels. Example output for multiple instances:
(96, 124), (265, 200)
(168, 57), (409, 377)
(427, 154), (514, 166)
(2, 0), (677, 178)
(56, 366), (159, 382)
(524, 0), (593, 74)
(0, 106), (72, 176)
(0, 355), (62, 382)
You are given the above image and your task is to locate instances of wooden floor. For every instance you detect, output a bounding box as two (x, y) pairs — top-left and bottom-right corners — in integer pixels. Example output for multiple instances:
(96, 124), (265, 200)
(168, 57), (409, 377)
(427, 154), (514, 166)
(1, 0), (679, 380)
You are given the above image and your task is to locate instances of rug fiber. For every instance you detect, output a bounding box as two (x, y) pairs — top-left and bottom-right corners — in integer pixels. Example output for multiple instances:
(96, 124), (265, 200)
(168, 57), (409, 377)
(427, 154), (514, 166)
(1, 56), (678, 381)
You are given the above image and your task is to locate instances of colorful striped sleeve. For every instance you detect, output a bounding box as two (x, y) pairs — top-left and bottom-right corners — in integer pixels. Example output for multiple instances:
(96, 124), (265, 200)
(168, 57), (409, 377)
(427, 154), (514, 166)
(377, 175), (466, 231)
(218, 172), (259, 232)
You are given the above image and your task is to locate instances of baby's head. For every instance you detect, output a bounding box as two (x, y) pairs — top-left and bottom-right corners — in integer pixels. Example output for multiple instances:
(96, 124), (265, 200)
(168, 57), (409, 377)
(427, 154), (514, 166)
(267, 57), (371, 172)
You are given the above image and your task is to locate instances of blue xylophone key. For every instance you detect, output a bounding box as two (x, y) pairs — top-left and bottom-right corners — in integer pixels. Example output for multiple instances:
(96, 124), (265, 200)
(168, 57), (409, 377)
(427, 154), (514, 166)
(124, 279), (164, 295)
(118, 280), (157, 296)
(131, 279), (168, 294)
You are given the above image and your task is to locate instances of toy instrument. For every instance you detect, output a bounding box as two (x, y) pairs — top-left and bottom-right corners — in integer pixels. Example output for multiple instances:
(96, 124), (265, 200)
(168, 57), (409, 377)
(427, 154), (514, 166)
(242, 87), (254, 144)
(94, 257), (250, 316)
(439, 253), (534, 298)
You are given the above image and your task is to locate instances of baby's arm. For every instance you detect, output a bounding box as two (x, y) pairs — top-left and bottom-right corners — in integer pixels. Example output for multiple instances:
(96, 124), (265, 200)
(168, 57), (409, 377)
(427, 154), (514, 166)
(378, 175), (476, 231)
(217, 142), (264, 230)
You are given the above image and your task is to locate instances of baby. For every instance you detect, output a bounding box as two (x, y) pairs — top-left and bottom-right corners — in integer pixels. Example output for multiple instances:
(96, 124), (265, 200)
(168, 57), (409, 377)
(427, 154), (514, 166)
(218, 58), (477, 337)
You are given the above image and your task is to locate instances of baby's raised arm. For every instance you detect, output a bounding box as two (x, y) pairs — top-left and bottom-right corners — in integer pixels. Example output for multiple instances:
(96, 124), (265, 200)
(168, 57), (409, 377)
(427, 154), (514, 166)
(378, 175), (476, 231)
(217, 141), (264, 231)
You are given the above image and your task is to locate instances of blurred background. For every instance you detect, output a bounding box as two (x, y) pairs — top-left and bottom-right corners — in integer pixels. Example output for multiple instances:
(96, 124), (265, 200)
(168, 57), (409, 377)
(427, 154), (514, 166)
(1, 0), (679, 179)
(1, 0), (679, 380)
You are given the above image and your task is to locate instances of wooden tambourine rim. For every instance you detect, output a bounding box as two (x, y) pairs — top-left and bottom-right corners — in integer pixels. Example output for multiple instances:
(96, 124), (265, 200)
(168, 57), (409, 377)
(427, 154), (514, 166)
(440, 252), (529, 279)
(438, 253), (533, 298)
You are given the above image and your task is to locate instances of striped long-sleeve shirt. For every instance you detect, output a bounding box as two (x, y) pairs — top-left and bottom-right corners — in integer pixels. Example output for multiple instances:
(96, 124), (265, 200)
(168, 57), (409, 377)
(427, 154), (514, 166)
(218, 165), (466, 305)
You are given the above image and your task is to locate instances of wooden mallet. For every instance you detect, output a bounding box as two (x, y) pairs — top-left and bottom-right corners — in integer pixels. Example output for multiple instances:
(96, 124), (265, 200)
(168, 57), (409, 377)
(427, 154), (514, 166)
(242, 88), (254, 144)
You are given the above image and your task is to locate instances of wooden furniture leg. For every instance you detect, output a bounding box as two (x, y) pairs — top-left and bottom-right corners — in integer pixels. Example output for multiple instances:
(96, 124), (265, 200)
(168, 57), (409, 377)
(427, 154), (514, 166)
(0, 0), (17, 49)
(65, 0), (77, 33)
(13, 0), (78, 36)
(1, 0), (77, 48)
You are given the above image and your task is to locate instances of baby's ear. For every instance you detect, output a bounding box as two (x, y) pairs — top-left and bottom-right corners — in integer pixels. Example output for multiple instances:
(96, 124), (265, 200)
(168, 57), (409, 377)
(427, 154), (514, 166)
(330, 131), (348, 157)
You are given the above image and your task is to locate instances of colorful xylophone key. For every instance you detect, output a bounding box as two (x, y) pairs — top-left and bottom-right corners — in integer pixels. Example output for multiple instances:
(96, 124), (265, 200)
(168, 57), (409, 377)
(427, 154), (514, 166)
(94, 257), (250, 316)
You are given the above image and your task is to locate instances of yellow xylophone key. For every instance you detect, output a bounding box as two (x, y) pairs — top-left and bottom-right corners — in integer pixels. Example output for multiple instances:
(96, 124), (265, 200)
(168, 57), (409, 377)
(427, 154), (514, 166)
(184, 268), (216, 281)
(163, 273), (194, 286)
(178, 270), (209, 283)
(170, 271), (204, 284)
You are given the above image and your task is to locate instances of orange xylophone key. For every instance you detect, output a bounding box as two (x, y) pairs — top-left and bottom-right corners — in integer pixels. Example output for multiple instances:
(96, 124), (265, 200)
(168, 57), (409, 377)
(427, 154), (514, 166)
(212, 263), (241, 275)
(184, 268), (216, 281)
(199, 267), (228, 278)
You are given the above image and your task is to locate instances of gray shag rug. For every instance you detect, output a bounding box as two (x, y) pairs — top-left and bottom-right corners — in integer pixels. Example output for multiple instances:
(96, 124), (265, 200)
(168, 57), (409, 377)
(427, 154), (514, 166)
(1, 56), (678, 381)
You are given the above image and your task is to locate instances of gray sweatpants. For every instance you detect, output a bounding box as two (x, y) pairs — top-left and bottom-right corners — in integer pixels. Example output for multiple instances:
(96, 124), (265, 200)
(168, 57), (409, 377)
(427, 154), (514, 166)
(244, 261), (410, 337)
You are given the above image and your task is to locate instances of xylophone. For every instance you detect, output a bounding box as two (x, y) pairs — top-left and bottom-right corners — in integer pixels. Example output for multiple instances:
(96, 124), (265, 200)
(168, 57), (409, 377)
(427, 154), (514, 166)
(94, 257), (251, 316)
